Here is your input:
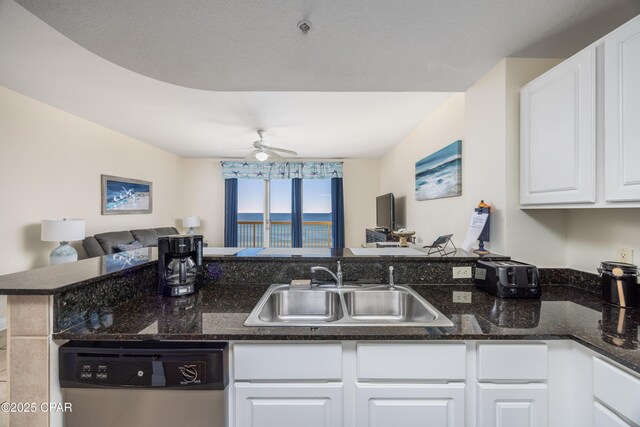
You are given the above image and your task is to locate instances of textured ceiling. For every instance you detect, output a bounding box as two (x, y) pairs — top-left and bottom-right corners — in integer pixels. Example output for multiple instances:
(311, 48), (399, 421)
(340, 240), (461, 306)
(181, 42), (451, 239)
(14, 0), (640, 91)
(0, 1), (453, 159)
(2, 1), (639, 159)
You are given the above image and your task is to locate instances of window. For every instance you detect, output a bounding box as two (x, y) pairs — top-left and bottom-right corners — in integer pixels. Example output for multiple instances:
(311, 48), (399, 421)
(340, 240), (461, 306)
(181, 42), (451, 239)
(236, 179), (332, 248)
(237, 179), (264, 247)
(269, 179), (292, 248)
(302, 179), (332, 247)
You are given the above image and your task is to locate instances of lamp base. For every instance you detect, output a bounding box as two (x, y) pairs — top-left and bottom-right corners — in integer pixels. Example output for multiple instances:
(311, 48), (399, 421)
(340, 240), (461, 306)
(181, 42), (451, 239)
(473, 249), (490, 255)
(186, 228), (195, 235)
(49, 242), (78, 265)
(473, 240), (490, 256)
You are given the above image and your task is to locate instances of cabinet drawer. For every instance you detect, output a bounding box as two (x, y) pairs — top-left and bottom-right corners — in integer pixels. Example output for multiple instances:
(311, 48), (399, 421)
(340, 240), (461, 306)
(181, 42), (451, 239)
(234, 343), (342, 381)
(593, 358), (640, 425)
(357, 343), (466, 381)
(477, 343), (547, 381)
(594, 402), (631, 427)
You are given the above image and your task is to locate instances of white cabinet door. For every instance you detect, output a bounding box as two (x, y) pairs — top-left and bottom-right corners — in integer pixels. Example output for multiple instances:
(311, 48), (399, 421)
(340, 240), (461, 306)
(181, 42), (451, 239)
(520, 47), (596, 205)
(477, 383), (548, 427)
(234, 383), (343, 427)
(355, 383), (465, 427)
(604, 16), (640, 202)
(594, 403), (632, 427)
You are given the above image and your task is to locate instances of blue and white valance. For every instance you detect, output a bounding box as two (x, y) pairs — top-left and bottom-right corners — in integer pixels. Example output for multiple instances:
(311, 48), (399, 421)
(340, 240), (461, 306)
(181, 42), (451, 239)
(221, 161), (343, 180)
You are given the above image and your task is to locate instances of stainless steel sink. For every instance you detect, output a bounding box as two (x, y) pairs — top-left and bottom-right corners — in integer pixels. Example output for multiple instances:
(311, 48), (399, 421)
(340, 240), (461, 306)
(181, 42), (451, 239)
(257, 289), (343, 323)
(244, 284), (453, 327)
(343, 289), (437, 323)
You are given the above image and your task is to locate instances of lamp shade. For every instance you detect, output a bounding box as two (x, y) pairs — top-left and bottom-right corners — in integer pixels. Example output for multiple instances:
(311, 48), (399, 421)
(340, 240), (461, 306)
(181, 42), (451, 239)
(182, 216), (201, 228)
(41, 219), (86, 242)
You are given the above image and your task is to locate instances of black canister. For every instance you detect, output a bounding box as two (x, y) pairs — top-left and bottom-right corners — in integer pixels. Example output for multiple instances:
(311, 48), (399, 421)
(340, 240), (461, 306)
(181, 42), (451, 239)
(598, 261), (639, 307)
(599, 304), (638, 349)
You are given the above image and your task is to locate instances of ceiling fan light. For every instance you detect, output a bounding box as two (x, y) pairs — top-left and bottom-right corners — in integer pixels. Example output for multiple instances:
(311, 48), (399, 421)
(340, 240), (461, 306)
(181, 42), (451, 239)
(255, 151), (269, 161)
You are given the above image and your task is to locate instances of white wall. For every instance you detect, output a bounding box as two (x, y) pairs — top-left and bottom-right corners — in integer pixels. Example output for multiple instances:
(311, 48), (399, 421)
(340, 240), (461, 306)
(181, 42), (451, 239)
(379, 94), (467, 246)
(182, 160), (225, 246)
(567, 209), (640, 273)
(343, 159), (380, 248)
(182, 158), (380, 248)
(379, 59), (567, 266)
(464, 62), (508, 254)
(0, 86), (186, 275)
(503, 58), (568, 266)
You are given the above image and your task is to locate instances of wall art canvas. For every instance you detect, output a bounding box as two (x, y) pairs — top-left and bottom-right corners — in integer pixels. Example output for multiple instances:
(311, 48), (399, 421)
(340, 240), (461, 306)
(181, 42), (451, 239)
(415, 140), (462, 201)
(101, 175), (153, 215)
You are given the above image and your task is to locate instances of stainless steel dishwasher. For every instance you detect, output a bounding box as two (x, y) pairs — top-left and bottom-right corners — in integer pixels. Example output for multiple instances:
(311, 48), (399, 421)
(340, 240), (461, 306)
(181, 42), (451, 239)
(59, 341), (228, 427)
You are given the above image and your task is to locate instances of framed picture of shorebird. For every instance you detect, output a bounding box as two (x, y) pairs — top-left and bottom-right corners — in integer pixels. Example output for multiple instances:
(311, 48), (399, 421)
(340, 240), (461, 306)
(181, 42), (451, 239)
(101, 175), (153, 215)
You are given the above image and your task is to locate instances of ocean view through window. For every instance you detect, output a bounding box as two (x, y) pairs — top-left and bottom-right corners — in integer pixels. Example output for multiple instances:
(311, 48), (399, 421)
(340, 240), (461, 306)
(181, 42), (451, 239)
(237, 179), (332, 247)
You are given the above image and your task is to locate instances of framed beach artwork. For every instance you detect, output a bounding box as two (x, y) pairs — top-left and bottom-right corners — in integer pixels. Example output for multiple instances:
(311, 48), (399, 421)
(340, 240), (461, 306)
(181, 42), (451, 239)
(415, 140), (462, 201)
(101, 175), (153, 215)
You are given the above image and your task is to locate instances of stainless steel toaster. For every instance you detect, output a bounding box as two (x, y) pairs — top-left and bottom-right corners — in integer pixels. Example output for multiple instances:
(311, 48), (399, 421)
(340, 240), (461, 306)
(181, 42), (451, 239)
(475, 260), (540, 299)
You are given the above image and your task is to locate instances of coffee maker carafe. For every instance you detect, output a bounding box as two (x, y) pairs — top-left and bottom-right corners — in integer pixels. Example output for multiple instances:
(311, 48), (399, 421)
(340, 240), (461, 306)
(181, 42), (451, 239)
(158, 235), (203, 297)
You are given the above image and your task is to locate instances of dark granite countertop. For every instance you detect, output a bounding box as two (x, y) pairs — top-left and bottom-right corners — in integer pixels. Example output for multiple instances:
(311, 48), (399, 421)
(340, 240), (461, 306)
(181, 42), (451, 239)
(53, 283), (640, 374)
(0, 247), (508, 294)
(0, 248), (157, 295)
(232, 247), (507, 261)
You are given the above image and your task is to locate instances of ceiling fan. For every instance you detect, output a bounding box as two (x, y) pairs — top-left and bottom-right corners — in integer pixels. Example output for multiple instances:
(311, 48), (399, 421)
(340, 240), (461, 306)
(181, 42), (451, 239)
(246, 130), (297, 162)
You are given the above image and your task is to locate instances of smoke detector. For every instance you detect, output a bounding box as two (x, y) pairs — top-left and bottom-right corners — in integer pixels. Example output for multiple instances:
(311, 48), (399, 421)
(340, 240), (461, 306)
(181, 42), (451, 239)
(298, 20), (311, 35)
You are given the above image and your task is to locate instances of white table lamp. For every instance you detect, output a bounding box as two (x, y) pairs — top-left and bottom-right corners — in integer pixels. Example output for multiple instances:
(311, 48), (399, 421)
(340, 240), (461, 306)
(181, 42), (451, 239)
(41, 219), (86, 265)
(182, 216), (201, 235)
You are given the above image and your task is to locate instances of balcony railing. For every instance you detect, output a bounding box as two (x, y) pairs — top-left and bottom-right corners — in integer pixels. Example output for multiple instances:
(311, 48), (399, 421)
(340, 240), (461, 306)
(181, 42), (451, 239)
(238, 221), (332, 248)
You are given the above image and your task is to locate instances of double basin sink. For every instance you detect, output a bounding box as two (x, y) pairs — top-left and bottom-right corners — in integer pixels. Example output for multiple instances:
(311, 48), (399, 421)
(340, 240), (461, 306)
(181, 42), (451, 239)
(244, 284), (453, 327)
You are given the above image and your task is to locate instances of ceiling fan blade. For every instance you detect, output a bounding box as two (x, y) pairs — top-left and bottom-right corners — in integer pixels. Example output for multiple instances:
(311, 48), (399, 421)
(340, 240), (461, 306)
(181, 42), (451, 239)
(266, 150), (285, 161)
(267, 146), (298, 155)
(244, 150), (260, 160)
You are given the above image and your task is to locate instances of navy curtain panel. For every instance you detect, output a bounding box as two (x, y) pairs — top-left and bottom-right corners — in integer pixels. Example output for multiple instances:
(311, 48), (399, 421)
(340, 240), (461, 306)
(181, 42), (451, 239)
(331, 178), (345, 249)
(224, 178), (238, 247)
(291, 178), (303, 248)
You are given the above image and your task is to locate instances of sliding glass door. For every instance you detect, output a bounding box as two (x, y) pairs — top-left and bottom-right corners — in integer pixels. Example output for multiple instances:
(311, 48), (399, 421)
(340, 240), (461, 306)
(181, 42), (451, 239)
(237, 179), (264, 247)
(269, 179), (292, 247)
(237, 178), (331, 248)
(302, 179), (332, 247)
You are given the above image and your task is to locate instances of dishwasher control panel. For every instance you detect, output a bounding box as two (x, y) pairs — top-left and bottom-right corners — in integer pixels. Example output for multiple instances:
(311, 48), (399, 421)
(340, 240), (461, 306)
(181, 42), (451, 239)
(59, 341), (227, 390)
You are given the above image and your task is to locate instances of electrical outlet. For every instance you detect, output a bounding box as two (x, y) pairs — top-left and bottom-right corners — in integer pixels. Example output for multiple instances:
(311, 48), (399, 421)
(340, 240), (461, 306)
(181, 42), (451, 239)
(615, 247), (634, 263)
(453, 291), (472, 303)
(452, 266), (472, 279)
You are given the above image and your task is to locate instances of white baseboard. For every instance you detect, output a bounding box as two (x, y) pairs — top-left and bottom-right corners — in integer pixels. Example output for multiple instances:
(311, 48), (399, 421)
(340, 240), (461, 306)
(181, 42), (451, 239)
(0, 317), (7, 331)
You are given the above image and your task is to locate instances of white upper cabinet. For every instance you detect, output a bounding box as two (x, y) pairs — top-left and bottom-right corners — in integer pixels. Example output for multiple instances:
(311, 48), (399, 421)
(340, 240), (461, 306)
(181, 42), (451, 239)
(520, 47), (596, 205)
(520, 14), (640, 208)
(604, 16), (640, 202)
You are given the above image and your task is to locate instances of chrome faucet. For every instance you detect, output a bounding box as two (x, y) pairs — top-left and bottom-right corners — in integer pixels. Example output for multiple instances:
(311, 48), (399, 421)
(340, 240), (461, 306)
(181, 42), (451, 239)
(388, 266), (396, 290)
(310, 261), (343, 288)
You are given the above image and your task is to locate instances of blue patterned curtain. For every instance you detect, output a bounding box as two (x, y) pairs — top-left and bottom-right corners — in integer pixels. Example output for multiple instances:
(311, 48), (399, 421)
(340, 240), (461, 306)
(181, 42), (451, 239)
(221, 161), (343, 179)
(291, 178), (303, 248)
(224, 179), (238, 247)
(331, 178), (345, 249)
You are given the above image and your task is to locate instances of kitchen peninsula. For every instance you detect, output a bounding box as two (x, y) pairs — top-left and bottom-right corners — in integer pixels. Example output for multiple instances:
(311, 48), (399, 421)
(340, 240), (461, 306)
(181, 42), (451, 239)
(1, 248), (639, 427)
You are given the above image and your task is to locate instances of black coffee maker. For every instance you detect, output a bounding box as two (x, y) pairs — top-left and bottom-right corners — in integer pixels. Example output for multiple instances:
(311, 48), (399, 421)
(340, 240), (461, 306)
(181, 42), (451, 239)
(158, 235), (203, 297)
